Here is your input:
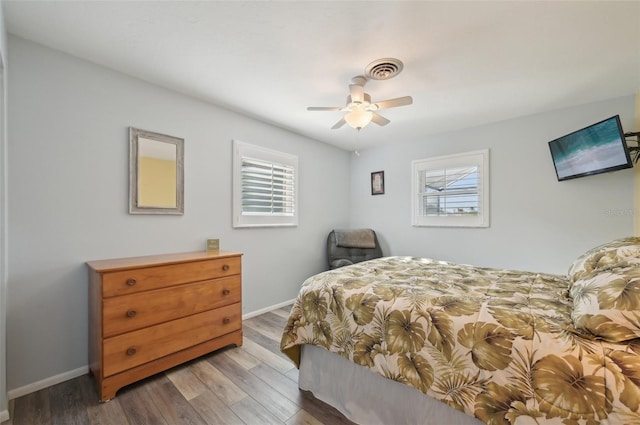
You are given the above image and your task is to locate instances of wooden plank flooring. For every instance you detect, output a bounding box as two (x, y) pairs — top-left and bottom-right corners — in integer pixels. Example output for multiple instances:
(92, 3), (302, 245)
(3, 306), (355, 425)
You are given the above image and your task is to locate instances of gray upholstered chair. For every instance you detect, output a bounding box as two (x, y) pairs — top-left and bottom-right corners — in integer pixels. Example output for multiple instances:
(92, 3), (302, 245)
(327, 228), (383, 269)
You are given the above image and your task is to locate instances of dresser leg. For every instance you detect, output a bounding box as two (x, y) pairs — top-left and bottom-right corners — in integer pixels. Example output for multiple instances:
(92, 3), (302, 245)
(99, 387), (117, 403)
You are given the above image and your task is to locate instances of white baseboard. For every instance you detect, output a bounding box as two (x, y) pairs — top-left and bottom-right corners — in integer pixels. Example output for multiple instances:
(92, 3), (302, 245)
(0, 409), (8, 422)
(6, 300), (295, 401)
(7, 365), (88, 400)
(242, 298), (295, 320)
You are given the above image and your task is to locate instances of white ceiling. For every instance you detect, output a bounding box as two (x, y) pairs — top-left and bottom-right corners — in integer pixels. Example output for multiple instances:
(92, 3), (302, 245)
(4, 1), (640, 151)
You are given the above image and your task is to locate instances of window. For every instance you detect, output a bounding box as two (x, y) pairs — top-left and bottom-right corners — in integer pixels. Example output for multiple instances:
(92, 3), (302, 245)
(233, 140), (298, 228)
(412, 149), (489, 227)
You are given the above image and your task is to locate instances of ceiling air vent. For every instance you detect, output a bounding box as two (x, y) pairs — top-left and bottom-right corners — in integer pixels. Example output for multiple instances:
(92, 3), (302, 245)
(365, 58), (404, 80)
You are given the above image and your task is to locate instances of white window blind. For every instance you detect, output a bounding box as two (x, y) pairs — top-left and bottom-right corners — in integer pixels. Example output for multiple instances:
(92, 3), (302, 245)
(241, 158), (295, 215)
(412, 150), (489, 227)
(233, 140), (298, 227)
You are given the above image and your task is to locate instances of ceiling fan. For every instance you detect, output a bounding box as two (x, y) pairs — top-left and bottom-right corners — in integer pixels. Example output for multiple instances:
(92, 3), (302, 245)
(307, 75), (413, 131)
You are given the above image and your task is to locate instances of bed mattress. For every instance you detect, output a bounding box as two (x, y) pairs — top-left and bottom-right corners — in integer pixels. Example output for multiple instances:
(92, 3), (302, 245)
(281, 256), (640, 424)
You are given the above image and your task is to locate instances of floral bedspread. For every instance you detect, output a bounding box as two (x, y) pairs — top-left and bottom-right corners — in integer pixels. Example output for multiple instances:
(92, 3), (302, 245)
(280, 257), (640, 424)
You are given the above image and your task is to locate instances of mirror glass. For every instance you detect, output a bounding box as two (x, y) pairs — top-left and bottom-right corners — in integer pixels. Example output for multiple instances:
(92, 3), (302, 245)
(129, 128), (184, 215)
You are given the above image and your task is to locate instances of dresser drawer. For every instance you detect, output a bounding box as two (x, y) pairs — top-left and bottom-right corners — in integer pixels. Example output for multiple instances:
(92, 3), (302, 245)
(102, 276), (241, 338)
(103, 302), (241, 377)
(102, 257), (241, 298)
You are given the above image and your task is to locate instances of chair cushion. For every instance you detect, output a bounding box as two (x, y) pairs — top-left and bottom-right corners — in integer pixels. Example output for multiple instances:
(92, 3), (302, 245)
(327, 229), (382, 269)
(330, 259), (354, 269)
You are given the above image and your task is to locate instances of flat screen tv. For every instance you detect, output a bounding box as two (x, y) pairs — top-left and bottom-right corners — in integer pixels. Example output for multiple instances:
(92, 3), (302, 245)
(548, 115), (632, 181)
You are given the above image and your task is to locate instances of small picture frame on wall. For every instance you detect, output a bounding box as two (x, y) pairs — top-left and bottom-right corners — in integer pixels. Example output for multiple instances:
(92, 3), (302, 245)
(371, 171), (385, 195)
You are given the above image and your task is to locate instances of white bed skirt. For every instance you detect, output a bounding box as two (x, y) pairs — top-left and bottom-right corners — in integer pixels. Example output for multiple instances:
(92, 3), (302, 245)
(299, 344), (483, 425)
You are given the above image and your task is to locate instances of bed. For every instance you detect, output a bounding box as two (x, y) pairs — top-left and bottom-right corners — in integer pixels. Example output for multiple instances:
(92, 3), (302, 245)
(280, 237), (640, 425)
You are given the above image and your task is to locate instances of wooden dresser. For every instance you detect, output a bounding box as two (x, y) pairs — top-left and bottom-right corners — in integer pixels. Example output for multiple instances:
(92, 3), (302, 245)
(87, 250), (243, 401)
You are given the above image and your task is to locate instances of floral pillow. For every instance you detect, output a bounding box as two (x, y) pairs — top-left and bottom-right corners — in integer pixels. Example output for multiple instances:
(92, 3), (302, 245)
(567, 237), (640, 283)
(570, 262), (640, 342)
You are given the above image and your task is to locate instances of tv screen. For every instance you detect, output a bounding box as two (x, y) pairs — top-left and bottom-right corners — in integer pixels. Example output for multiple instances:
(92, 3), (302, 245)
(548, 115), (632, 181)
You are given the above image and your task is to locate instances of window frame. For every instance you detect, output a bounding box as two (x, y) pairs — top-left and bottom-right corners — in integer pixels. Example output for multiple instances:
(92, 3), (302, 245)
(411, 149), (490, 228)
(232, 140), (298, 228)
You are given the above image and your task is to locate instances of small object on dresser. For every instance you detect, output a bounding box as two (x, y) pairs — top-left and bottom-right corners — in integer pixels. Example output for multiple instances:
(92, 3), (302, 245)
(206, 238), (220, 252)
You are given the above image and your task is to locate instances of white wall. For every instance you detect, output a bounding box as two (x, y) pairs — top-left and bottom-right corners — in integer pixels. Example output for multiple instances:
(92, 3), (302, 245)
(0, 0), (8, 420)
(5, 32), (637, 404)
(6, 35), (351, 392)
(350, 96), (636, 274)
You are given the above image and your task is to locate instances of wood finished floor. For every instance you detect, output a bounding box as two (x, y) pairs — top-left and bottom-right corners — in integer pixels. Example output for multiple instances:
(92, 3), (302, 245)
(2, 306), (355, 425)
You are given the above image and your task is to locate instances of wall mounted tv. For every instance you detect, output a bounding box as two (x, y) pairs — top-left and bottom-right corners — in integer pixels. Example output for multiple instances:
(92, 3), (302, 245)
(548, 115), (632, 181)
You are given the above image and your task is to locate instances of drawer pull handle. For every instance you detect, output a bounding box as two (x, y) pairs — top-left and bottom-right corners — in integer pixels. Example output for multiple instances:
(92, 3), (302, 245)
(126, 347), (137, 356)
(222, 264), (230, 271)
(126, 278), (137, 286)
(222, 289), (230, 296)
(222, 317), (231, 325)
(126, 310), (137, 318)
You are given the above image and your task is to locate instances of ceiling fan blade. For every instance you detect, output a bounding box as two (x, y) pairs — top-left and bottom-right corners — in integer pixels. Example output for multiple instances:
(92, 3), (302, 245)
(331, 118), (346, 129)
(371, 96), (413, 110)
(307, 106), (343, 111)
(371, 113), (390, 126)
(349, 84), (364, 104)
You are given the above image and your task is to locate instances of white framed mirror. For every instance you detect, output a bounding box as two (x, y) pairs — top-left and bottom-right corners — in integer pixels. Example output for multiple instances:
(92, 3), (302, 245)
(129, 127), (184, 215)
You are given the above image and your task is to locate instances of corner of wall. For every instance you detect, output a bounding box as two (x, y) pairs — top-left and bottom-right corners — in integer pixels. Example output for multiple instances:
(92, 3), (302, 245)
(634, 91), (640, 235)
(0, 0), (8, 419)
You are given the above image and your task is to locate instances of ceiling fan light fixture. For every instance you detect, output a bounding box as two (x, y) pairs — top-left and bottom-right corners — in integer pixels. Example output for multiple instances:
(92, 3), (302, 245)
(344, 108), (372, 130)
(307, 64), (412, 131)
